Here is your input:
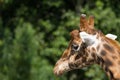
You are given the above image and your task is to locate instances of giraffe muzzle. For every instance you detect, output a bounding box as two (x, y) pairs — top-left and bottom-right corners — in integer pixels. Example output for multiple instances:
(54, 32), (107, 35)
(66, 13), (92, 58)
(53, 59), (70, 76)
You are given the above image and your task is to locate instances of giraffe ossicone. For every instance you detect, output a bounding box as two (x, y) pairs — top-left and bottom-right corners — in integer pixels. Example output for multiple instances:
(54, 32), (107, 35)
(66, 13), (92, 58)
(54, 14), (120, 80)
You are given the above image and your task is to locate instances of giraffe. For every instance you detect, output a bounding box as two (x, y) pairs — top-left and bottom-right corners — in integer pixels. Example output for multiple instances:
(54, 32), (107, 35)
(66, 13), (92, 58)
(53, 14), (120, 80)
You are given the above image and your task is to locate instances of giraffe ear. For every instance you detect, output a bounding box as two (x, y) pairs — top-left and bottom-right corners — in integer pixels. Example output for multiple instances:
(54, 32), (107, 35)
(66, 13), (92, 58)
(80, 14), (88, 31)
(80, 32), (97, 46)
(105, 34), (117, 40)
(88, 15), (94, 29)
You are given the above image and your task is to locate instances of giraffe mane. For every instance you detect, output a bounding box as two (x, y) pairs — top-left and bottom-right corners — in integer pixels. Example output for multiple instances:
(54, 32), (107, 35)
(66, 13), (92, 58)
(105, 37), (120, 51)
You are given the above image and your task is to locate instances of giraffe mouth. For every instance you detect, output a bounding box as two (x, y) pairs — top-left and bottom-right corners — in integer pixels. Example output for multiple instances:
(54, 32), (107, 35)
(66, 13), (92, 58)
(53, 58), (94, 76)
(53, 66), (71, 76)
(53, 60), (70, 76)
(53, 66), (64, 76)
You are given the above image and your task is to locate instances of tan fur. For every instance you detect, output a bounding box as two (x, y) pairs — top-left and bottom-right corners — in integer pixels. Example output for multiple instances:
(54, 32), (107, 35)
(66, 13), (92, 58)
(105, 37), (120, 52)
(54, 14), (120, 80)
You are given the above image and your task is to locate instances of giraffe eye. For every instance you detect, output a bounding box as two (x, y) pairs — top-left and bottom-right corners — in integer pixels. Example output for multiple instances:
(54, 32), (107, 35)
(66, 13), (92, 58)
(71, 44), (79, 51)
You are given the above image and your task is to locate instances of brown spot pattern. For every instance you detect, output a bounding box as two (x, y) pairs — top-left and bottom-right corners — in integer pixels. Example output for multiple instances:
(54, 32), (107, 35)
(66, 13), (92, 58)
(100, 50), (107, 56)
(105, 59), (113, 67)
(91, 52), (96, 58)
(97, 45), (100, 51)
(92, 47), (95, 51)
(103, 44), (114, 52)
(75, 54), (81, 60)
(118, 61), (120, 65)
(112, 56), (117, 59)
(105, 67), (109, 72)
(109, 70), (114, 79)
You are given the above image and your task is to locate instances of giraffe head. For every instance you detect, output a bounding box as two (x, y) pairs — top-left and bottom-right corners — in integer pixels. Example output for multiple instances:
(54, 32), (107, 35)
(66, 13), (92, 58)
(53, 14), (117, 76)
(53, 14), (97, 76)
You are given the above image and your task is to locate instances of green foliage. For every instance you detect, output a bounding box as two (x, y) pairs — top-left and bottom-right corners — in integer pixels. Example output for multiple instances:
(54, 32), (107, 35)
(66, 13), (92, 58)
(0, 0), (120, 80)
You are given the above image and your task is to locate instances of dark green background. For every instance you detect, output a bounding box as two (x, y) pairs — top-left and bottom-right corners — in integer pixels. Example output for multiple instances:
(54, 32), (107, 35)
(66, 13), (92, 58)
(0, 0), (120, 80)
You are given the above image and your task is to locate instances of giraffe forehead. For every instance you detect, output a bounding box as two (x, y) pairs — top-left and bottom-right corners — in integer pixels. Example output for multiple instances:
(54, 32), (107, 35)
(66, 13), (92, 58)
(70, 30), (82, 43)
(73, 38), (82, 43)
(70, 30), (79, 36)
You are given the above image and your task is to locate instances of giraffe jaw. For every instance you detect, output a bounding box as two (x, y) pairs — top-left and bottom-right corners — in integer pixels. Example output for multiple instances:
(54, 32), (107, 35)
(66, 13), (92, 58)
(53, 57), (94, 76)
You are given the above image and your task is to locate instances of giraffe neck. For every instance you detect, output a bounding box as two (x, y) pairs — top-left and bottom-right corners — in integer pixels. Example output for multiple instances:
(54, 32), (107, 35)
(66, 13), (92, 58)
(80, 31), (120, 80)
(91, 40), (120, 80)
